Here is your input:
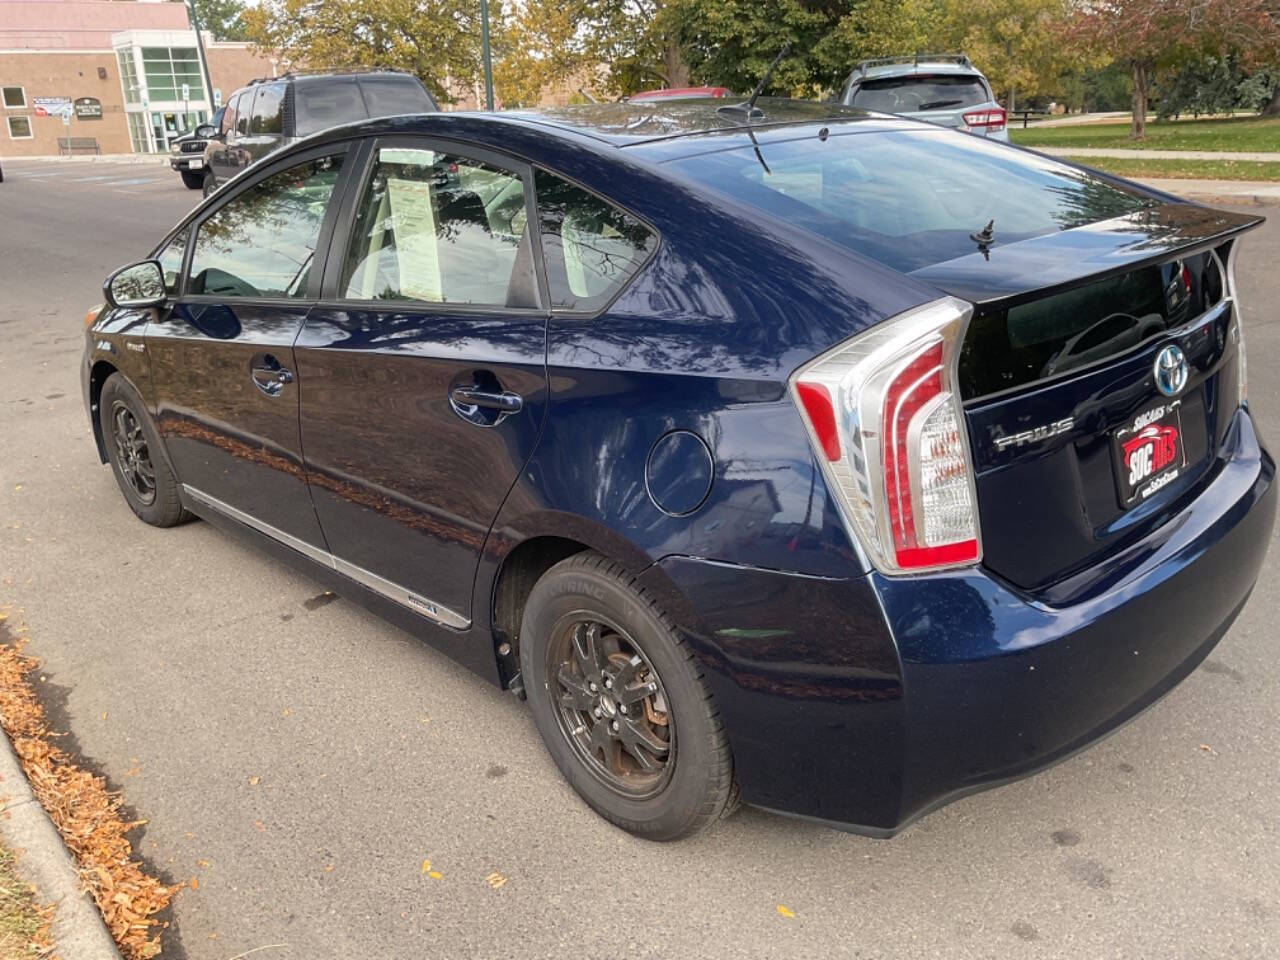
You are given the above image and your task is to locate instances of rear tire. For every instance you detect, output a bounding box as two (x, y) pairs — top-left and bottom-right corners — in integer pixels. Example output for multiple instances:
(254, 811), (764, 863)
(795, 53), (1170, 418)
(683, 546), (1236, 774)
(520, 551), (736, 840)
(201, 171), (217, 198)
(180, 170), (203, 190)
(99, 374), (189, 528)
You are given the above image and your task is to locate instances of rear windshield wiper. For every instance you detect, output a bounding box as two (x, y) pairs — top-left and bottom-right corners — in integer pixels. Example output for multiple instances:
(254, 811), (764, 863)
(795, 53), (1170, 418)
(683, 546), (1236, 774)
(918, 99), (964, 110)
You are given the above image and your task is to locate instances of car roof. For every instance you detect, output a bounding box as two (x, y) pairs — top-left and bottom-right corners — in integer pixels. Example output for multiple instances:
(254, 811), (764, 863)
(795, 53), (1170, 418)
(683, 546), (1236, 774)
(854, 62), (986, 82)
(498, 97), (882, 146)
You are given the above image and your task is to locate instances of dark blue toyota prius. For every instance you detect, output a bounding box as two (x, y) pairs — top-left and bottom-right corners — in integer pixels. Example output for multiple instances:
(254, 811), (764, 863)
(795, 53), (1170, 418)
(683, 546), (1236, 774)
(82, 99), (1273, 840)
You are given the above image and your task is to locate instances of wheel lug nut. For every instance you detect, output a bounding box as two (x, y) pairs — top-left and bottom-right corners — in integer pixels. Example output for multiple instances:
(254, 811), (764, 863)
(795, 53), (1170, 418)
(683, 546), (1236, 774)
(589, 682), (598, 692)
(592, 707), (601, 718)
(619, 705), (627, 714)
(604, 679), (613, 689)
(611, 720), (619, 731)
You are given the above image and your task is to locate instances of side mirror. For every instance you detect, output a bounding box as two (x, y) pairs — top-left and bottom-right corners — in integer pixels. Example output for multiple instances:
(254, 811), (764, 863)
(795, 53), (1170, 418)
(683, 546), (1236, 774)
(195, 123), (217, 139)
(104, 260), (167, 309)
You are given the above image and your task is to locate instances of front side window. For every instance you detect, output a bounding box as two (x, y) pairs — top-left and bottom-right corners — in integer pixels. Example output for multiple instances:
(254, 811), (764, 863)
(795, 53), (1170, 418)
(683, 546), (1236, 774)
(157, 229), (187, 295)
(3, 86), (26, 108)
(188, 153), (344, 299)
(250, 83), (285, 135)
(534, 169), (656, 312)
(341, 146), (532, 306)
(7, 116), (32, 139)
(220, 94), (239, 136)
(236, 90), (253, 136)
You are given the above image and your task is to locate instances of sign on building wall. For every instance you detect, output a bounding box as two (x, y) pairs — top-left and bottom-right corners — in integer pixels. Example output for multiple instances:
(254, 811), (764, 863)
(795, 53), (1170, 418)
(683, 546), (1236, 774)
(74, 97), (103, 120)
(32, 97), (73, 118)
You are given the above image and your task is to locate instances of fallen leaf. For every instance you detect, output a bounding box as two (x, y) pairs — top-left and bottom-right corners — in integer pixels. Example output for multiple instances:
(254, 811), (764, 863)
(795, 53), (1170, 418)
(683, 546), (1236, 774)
(189, 877), (198, 891)
(197, 859), (211, 869)
(254, 821), (266, 832)
(485, 872), (507, 889)
(428, 871), (441, 879)
(777, 904), (796, 918)
(281, 708), (290, 717)
(248, 776), (260, 786)
(324, 864), (334, 873)
(421, 860), (431, 874)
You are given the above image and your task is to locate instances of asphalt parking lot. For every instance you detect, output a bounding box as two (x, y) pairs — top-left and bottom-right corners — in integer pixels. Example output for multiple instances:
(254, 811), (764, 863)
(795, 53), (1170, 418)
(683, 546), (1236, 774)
(1, 158), (1278, 959)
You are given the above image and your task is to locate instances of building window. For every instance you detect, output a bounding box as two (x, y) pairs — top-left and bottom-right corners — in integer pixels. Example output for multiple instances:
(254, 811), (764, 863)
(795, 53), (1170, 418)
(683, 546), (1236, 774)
(127, 112), (150, 153)
(141, 47), (204, 101)
(7, 116), (33, 139)
(117, 50), (140, 104)
(2, 86), (25, 109)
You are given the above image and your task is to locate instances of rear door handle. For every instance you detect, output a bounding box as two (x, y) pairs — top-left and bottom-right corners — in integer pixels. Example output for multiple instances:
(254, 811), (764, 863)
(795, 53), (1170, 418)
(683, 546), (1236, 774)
(451, 386), (523, 413)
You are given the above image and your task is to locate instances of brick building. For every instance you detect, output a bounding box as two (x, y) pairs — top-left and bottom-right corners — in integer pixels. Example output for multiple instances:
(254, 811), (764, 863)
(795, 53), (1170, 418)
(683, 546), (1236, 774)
(0, 0), (278, 156)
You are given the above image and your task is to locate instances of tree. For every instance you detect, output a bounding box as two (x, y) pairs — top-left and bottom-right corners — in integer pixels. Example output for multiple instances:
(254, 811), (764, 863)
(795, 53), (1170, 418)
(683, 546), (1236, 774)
(1068, 0), (1280, 138)
(188, 0), (249, 42)
(242, 0), (489, 104)
(931, 0), (1074, 112)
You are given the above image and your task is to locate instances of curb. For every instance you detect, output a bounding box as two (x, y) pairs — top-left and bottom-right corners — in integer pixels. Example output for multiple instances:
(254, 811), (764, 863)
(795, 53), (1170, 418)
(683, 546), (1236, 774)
(0, 723), (122, 960)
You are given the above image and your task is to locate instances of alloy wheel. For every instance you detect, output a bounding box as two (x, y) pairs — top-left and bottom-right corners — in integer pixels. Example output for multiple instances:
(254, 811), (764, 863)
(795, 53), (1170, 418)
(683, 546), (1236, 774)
(548, 616), (675, 799)
(111, 401), (156, 505)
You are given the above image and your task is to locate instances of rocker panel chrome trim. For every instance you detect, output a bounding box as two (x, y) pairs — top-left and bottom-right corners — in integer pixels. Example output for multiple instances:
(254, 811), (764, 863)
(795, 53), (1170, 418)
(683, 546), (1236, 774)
(181, 484), (471, 630)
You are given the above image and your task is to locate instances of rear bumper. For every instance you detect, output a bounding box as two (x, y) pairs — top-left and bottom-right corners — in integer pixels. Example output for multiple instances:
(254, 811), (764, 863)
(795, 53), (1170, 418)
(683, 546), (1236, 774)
(647, 407), (1274, 835)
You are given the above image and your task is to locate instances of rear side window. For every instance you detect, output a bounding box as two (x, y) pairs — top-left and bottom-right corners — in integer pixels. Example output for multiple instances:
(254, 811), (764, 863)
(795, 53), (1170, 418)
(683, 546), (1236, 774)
(358, 76), (435, 119)
(533, 169), (656, 312)
(341, 146), (534, 306)
(848, 74), (990, 112)
(295, 81), (367, 137)
(250, 83), (285, 135)
(188, 153), (344, 299)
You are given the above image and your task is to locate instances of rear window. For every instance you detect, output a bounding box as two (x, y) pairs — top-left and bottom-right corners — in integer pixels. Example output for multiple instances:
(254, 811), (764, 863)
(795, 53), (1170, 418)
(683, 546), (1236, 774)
(668, 129), (1154, 274)
(961, 250), (1226, 398)
(848, 74), (990, 112)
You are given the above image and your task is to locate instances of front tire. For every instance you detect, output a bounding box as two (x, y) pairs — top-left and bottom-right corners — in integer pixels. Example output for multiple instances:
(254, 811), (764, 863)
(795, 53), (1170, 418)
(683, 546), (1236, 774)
(202, 171), (217, 198)
(180, 170), (203, 190)
(99, 374), (189, 527)
(520, 552), (737, 840)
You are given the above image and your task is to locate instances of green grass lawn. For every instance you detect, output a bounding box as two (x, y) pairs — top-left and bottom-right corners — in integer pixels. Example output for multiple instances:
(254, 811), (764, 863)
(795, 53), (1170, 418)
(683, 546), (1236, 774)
(0, 845), (48, 958)
(1010, 115), (1280, 152)
(1060, 155), (1280, 182)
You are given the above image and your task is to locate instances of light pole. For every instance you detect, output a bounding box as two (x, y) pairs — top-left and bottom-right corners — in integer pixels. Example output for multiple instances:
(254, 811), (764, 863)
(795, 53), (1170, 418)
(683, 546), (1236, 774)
(184, 0), (216, 122)
(479, 0), (495, 111)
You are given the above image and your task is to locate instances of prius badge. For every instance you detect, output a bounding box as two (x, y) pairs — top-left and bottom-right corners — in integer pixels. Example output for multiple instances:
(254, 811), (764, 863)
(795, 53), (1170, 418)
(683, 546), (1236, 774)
(1154, 344), (1188, 398)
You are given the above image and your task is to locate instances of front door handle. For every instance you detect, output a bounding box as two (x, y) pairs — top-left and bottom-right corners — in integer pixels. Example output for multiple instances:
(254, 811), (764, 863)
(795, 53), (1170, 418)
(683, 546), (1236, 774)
(250, 354), (294, 398)
(451, 386), (523, 413)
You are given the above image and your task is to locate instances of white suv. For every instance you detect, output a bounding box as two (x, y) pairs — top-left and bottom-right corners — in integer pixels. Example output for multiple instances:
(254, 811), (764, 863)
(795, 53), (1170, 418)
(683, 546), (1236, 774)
(838, 54), (1009, 142)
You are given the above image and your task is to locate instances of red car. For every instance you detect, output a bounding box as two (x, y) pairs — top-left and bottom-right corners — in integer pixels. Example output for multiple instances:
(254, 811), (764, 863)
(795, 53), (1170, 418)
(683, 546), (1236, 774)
(628, 86), (731, 103)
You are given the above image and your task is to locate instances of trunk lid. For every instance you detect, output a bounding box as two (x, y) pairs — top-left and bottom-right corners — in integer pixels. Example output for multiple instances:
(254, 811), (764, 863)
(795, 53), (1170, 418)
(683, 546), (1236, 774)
(911, 203), (1263, 596)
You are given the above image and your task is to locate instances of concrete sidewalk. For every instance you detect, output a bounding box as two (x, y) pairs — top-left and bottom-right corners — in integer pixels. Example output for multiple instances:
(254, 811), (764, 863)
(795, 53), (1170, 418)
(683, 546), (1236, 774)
(1132, 177), (1280, 205)
(1040, 146), (1280, 162)
(1, 153), (169, 165)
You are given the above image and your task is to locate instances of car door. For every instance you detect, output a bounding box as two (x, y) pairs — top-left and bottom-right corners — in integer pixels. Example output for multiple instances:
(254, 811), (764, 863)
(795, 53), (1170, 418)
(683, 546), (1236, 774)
(146, 144), (354, 549)
(295, 137), (549, 627)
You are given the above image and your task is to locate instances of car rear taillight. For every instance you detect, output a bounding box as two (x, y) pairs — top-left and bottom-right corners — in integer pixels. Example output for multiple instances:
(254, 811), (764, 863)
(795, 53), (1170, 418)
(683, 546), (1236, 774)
(1223, 244), (1246, 405)
(963, 108), (1006, 134)
(789, 297), (980, 574)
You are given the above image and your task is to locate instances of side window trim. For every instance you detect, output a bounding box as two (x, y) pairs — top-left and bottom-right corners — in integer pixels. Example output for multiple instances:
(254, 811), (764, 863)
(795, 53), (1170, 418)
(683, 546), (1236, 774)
(317, 134), (549, 314)
(181, 141), (357, 304)
(530, 163), (661, 319)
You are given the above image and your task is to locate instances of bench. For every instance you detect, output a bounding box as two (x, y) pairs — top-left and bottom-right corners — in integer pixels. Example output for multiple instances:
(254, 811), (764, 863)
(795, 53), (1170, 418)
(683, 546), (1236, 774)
(1008, 109), (1046, 129)
(57, 137), (101, 156)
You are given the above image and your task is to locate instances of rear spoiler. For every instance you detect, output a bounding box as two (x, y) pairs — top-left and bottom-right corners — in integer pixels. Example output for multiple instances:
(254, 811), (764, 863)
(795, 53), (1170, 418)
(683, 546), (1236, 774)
(911, 203), (1264, 307)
